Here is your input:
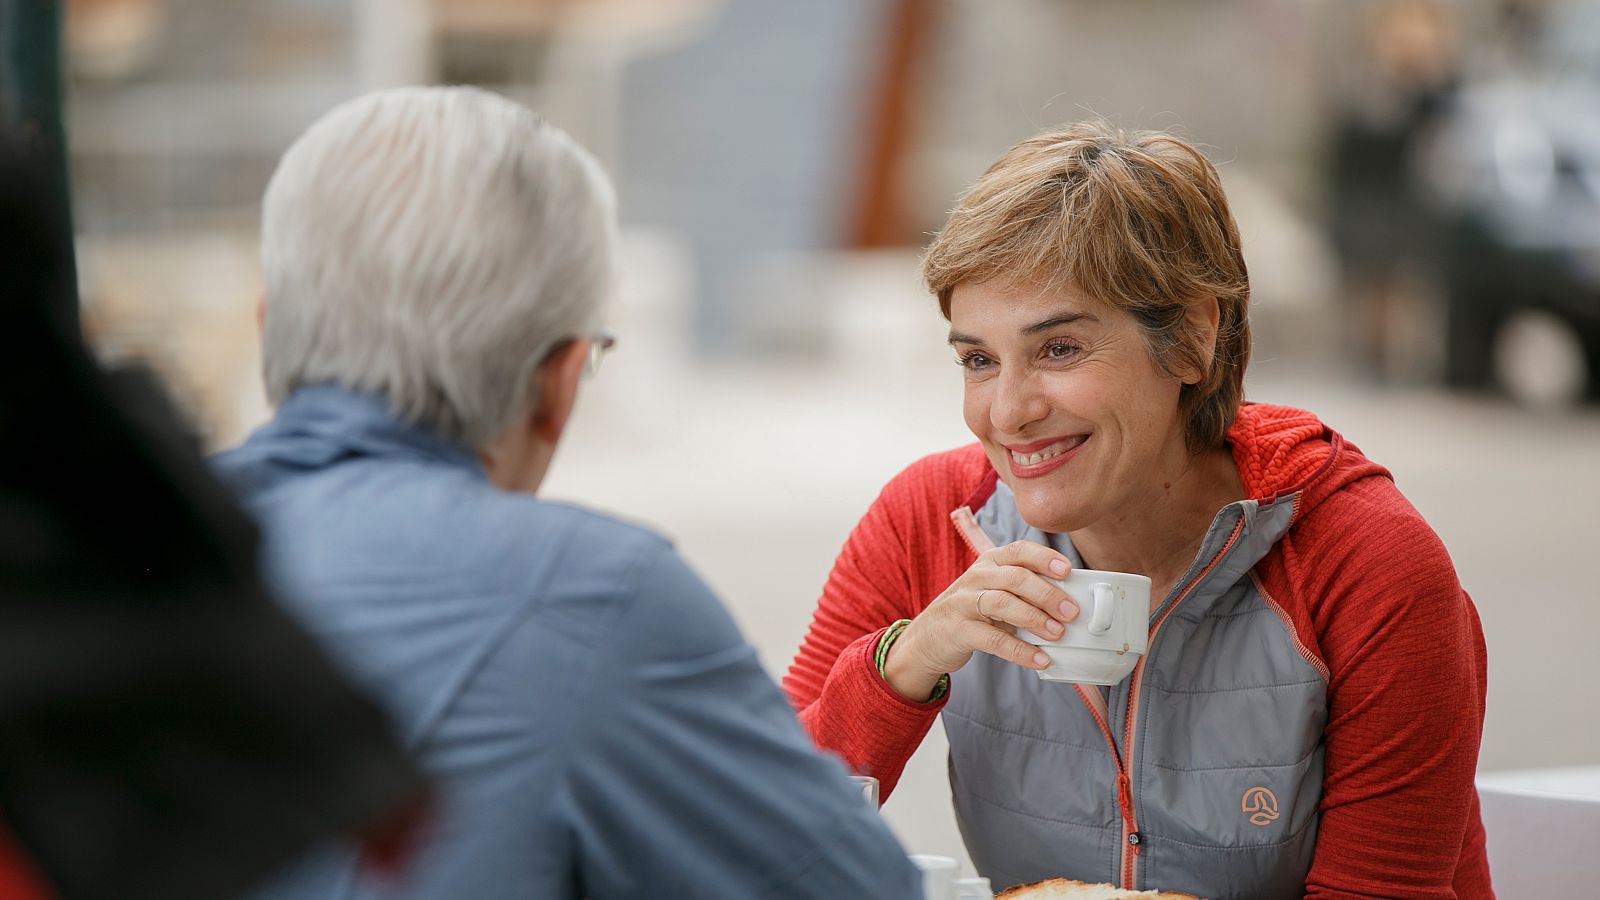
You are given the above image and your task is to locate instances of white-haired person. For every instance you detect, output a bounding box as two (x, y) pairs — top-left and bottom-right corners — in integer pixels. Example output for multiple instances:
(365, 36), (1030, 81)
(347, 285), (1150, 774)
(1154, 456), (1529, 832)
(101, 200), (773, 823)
(215, 87), (921, 900)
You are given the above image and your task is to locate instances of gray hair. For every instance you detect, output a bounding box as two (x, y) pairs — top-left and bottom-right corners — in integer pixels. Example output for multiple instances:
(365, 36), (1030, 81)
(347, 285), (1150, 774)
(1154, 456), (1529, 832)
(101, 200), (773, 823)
(260, 86), (616, 448)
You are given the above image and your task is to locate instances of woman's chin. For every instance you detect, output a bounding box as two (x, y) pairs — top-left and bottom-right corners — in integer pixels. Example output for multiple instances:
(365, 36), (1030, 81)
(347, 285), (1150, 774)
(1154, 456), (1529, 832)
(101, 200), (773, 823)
(1014, 498), (1094, 536)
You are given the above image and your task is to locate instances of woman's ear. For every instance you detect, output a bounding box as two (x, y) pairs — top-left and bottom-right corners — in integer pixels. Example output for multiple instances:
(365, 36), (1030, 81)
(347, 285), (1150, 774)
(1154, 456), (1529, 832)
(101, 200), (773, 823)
(532, 338), (589, 444)
(1179, 296), (1221, 385)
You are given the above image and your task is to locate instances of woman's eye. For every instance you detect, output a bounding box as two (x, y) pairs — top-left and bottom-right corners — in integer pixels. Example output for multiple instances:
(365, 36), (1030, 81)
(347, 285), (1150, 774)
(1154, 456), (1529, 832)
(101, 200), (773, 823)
(958, 352), (995, 371)
(1043, 340), (1080, 361)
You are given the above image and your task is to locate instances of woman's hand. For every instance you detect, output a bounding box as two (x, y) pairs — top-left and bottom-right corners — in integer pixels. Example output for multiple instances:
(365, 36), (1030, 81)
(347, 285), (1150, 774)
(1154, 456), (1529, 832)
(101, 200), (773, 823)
(882, 541), (1079, 701)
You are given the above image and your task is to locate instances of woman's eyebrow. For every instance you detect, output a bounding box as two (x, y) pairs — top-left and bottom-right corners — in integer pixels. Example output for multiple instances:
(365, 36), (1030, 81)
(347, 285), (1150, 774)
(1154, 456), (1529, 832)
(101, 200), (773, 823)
(1021, 311), (1097, 335)
(949, 311), (1098, 344)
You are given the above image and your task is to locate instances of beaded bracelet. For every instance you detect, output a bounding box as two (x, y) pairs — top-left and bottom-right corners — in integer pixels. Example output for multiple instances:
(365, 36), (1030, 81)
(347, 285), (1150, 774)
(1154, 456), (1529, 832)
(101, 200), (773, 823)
(875, 618), (950, 702)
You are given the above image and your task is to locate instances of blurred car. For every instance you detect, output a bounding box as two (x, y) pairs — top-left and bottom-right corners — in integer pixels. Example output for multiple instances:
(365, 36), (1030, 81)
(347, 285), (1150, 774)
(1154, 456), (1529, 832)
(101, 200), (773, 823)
(1421, 2), (1600, 404)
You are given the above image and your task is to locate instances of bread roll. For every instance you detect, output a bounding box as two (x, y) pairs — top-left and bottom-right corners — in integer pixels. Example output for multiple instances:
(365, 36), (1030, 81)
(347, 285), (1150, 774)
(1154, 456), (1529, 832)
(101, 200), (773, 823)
(994, 877), (1201, 899)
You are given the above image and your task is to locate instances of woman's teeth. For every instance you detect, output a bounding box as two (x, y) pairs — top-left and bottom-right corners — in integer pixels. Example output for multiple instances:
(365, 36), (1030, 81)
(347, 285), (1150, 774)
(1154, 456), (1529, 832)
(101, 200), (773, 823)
(1010, 437), (1084, 466)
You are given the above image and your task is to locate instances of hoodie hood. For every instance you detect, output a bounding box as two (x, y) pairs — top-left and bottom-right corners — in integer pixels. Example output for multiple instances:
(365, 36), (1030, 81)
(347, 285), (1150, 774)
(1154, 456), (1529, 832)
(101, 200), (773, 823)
(1227, 402), (1391, 521)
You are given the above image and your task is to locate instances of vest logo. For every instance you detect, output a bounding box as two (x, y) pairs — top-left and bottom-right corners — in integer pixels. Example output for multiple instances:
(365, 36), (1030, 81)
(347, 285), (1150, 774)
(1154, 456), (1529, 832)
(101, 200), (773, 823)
(1241, 786), (1279, 826)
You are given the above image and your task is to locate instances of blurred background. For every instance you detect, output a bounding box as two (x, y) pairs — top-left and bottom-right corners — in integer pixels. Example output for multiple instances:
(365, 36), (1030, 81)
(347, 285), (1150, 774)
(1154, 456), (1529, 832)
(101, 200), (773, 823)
(45, 0), (1600, 874)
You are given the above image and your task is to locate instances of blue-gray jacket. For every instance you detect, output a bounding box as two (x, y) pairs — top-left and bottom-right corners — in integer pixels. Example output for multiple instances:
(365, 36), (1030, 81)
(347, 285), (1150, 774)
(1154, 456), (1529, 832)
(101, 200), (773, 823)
(214, 386), (921, 900)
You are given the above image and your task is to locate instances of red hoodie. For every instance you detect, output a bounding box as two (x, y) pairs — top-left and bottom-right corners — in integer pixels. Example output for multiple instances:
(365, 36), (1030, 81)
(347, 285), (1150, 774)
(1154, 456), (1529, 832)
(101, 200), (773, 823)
(784, 403), (1492, 898)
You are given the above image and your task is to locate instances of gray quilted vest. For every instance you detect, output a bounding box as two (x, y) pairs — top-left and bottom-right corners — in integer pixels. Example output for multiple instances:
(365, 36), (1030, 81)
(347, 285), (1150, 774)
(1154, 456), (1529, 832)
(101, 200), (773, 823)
(944, 481), (1325, 899)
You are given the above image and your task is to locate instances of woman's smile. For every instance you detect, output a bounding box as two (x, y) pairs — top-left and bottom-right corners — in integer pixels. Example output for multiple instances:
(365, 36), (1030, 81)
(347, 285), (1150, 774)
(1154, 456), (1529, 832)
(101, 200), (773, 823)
(1003, 434), (1089, 478)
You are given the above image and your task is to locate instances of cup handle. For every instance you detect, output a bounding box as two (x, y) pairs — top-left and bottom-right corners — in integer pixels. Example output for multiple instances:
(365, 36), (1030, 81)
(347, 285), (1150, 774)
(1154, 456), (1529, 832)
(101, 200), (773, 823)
(1088, 583), (1116, 635)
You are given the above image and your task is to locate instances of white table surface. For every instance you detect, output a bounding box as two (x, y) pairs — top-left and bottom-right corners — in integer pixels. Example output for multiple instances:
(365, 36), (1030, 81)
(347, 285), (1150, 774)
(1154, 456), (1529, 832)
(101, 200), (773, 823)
(1476, 765), (1600, 895)
(1477, 765), (1600, 800)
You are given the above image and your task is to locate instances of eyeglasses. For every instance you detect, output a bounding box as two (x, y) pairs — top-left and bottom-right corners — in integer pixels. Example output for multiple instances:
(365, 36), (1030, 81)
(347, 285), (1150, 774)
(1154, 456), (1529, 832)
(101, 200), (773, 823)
(583, 332), (616, 380)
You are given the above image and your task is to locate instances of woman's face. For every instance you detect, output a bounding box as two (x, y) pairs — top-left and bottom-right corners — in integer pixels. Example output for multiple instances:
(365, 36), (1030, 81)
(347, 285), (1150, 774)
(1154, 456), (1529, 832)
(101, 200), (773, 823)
(949, 279), (1192, 533)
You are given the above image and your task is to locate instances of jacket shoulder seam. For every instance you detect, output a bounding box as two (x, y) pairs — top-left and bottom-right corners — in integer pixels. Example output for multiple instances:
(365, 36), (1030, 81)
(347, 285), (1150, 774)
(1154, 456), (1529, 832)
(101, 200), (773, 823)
(1249, 570), (1331, 682)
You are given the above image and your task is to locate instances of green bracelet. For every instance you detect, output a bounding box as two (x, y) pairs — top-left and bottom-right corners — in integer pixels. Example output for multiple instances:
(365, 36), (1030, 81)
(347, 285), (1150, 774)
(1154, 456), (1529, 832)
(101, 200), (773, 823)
(875, 618), (949, 702)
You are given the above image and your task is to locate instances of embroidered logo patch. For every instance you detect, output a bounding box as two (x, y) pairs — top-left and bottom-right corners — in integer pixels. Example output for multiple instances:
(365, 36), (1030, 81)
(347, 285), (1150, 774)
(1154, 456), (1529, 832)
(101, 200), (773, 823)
(1242, 786), (1279, 826)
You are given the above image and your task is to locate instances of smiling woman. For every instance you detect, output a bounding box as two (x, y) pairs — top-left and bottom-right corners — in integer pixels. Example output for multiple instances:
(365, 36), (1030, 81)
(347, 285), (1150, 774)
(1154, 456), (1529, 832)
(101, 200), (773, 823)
(926, 124), (1250, 457)
(782, 121), (1493, 899)
(944, 279), (1244, 584)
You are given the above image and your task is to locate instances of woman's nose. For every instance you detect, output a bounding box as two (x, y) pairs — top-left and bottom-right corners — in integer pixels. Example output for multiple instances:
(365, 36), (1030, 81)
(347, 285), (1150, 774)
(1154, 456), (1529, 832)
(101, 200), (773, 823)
(989, 366), (1051, 435)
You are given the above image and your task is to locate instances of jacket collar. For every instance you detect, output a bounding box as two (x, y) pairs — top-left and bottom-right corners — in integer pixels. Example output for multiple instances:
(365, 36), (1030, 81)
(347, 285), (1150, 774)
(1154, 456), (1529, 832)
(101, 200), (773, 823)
(242, 385), (485, 475)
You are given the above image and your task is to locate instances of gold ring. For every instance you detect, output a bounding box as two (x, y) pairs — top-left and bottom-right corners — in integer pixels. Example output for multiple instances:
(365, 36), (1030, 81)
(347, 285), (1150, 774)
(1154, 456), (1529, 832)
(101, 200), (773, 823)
(977, 589), (1001, 626)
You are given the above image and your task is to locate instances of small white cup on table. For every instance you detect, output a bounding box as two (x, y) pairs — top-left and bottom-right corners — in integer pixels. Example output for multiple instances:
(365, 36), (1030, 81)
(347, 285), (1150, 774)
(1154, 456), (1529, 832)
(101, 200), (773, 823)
(909, 854), (958, 900)
(953, 875), (993, 899)
(848, 774), (880, 809)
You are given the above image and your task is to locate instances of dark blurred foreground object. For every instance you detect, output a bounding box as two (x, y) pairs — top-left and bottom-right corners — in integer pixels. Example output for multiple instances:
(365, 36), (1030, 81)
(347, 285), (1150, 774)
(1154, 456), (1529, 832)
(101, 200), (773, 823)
(1, 0), (76, 336)
(0, 20), (427, 900)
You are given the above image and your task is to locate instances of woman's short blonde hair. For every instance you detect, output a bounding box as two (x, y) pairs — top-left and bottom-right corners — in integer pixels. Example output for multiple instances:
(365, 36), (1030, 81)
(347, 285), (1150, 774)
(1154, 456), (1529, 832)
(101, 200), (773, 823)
(923, 121), (1250, 454)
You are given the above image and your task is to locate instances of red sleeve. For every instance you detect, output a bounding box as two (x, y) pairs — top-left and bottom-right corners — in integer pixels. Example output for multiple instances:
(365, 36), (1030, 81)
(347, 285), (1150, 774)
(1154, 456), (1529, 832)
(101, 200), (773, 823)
(1263, 478), (1492, 899)
(781, 449), (984, 798)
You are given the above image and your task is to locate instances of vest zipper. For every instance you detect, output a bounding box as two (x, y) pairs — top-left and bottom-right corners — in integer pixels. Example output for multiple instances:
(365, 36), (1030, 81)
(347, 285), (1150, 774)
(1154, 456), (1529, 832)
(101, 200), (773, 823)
(952, 506), (1137, 852)
(1112, 515), (1246, 889)
(949, 504), (1246, 890)
(1072, 683), (1140, 868)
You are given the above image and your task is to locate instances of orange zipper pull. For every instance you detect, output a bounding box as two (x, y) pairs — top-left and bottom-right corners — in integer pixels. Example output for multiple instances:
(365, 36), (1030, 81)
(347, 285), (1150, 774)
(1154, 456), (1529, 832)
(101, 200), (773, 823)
(950, 507), (997, 554)
(1122, 773), (1141, 859)
(1115, 772), (1142, 857)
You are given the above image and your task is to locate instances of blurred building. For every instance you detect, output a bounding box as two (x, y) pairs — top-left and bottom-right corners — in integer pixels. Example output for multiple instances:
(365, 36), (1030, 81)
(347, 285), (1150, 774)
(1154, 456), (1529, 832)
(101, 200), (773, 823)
(64, 0), (1600, 430)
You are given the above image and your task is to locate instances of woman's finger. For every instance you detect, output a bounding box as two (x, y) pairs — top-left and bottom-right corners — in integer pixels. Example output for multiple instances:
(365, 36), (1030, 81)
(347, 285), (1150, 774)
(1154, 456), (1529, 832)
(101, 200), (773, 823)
(976, 587), (1063, 638)
(959, 620), (1052, 670)
(991, 565), (1079, 621)
(986, 540), (1073, 580)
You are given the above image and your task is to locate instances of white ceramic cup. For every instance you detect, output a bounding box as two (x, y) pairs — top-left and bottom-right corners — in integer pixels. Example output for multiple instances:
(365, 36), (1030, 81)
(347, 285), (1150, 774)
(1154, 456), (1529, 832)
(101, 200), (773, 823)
(953, 876), (994, 899)
(1017, 568), (1152, 685)
(909, 855), (958, 900)
(848, 774), (880, 809)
